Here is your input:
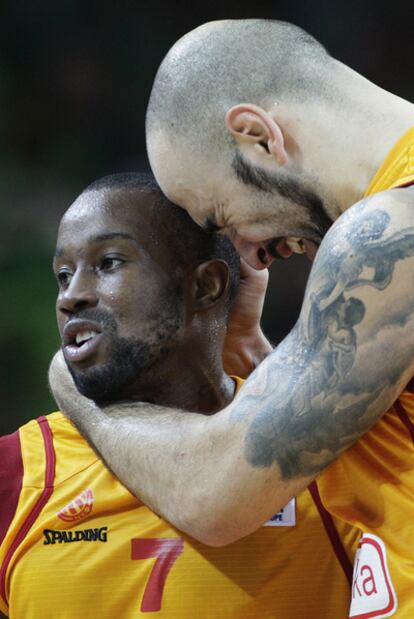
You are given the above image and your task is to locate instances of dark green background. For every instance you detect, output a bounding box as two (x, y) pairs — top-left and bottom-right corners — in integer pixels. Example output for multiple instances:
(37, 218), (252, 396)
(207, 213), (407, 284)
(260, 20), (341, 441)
(2, 0), (413, 434)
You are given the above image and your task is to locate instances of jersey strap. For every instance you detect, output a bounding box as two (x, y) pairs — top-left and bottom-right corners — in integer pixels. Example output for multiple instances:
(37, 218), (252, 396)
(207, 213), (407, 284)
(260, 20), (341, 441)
(0, 417), (56, 607)
(308, 481), (353, 585)
(0, 431), (23, 546)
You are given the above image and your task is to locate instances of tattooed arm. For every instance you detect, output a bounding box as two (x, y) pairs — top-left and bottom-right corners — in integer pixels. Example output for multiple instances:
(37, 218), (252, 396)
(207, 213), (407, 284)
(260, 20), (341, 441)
(50, 189), (414, 546)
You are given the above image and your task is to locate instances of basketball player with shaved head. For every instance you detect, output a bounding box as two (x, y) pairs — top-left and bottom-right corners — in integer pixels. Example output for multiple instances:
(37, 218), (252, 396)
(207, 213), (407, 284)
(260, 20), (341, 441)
(50, 20), (414, 617)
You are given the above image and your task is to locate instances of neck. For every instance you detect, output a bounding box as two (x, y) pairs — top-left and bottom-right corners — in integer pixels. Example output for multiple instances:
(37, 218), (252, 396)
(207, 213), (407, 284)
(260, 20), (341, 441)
(127, 339), (236, 415)
(285, 60), (414, 217)
(337, 64), (414, 208)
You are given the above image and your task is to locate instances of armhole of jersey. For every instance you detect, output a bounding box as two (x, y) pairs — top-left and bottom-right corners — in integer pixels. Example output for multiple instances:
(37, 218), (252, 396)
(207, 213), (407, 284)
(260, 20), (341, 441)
(0, 431), (23, 546)
(0, 416), (56, 608)
(308, 480), (353, 586)
(394, 399), (414, 446)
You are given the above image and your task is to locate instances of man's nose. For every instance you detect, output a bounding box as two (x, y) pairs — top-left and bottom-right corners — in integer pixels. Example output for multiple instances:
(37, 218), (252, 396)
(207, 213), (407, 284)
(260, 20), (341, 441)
(57, 270), (98, 316)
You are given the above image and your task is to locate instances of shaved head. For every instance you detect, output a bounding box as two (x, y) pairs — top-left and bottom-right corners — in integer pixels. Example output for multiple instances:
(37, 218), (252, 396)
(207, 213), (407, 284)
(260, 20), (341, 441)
(147, 19), (329, 164)
(146, 20), (339, 268)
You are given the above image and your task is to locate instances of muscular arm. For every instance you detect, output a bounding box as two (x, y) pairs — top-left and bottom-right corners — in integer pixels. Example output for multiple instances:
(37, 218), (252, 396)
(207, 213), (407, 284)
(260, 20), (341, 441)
(50, 189), (414, 546)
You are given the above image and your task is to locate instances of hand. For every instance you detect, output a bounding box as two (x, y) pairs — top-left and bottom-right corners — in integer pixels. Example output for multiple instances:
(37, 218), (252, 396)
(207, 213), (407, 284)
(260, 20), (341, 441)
(223, 259), (273, 378)
(48, 350), (86, 418)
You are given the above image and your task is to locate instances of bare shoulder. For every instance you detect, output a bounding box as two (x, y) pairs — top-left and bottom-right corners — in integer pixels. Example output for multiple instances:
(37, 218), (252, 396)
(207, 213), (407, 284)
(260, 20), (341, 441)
(348, 186), (413, 235)
(305, 186), (414, 303)
(320, 186), (414, 252)
(370, 183), (414, 209)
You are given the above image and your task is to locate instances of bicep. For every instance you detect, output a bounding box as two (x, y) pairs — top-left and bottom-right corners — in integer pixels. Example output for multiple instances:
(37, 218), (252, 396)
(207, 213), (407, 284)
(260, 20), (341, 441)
(300, 190), (414, 428)
(224, 192), (414, 513)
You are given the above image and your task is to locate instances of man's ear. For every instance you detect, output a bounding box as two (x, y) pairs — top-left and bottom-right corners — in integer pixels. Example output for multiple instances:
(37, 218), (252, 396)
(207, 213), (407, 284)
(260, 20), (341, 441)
(189, 260), (230, 314)
(225, 103), (288, 166)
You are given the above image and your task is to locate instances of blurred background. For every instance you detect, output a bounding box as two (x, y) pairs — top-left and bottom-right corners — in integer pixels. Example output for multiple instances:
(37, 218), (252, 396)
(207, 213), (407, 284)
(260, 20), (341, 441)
(2, 0), (413, 434)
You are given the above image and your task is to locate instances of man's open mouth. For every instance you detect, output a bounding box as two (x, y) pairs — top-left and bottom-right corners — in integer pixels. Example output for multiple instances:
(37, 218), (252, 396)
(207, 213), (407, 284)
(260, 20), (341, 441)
(63, 320), (103, 364)
(229, 230), (322, 270)
(262, 237), (320, 264)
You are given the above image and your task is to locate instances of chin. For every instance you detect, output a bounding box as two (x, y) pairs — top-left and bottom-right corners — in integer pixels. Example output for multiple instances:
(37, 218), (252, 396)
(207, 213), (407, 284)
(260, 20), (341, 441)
(70, 366), (127, 405)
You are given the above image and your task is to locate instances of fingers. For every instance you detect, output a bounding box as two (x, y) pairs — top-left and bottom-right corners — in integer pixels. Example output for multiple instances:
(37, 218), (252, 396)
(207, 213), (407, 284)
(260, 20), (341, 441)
(239, 257), (269, 298)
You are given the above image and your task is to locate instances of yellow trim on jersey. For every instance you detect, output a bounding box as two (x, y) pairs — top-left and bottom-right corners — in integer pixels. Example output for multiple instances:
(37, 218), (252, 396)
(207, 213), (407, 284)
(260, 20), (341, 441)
(364, 126), (414, 196)
(230, 374), (244, 393)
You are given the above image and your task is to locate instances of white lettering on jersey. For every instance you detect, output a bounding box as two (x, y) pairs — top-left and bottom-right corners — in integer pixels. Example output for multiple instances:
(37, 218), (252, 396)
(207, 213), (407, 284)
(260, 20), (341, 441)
(349, 533), (397, 618)
(264, 498), (296, 527)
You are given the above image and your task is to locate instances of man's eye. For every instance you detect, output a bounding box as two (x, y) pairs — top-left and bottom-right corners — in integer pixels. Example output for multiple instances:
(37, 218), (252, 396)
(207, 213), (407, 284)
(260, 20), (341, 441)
(100, 256), (124, 271)
(56, 270), (72, 287)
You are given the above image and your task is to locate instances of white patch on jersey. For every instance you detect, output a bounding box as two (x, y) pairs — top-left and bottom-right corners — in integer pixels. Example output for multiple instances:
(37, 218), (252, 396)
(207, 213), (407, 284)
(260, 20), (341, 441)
(349, 533), (397, 618)
(264, 498), (296, 527)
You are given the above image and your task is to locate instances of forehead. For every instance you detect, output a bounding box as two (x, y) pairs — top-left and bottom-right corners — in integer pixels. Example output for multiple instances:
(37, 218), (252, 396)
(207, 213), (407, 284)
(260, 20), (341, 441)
(154, 163), (231, 220)
(55, 188), (178, 274)
(57, 189), (150, 246)
(162, 169), (256, 231)
(149, 134), (227, 211)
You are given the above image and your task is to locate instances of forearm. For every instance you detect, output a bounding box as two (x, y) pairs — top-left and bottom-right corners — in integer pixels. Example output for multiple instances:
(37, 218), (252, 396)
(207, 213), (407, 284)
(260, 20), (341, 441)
(59, 393), (211, 528)
(51, 375), (292, 545)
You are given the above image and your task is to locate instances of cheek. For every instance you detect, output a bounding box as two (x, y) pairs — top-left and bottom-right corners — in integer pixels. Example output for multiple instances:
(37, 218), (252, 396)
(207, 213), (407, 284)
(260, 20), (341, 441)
(236, 221), (276, 242)
(103, 268), (172, 334)
(113, 289), (161, 331)
(99, 271), (144, 310)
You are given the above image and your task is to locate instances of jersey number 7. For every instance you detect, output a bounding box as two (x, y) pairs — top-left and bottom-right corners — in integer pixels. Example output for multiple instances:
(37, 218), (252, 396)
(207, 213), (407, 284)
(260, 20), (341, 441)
(131, 538), (184, 612)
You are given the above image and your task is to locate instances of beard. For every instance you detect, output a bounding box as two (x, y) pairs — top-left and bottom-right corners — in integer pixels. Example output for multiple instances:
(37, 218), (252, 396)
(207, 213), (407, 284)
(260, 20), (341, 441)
(69, 336), (154, 404)
(65, 306), (182, 405)
(232, 151), (334, 241)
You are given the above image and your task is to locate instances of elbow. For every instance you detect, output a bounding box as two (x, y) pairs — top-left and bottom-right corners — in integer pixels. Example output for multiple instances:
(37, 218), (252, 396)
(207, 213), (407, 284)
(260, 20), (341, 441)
(190, 526), (241, 548)
(180, 520), (247, 548)
(171, 504), (256, 547)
